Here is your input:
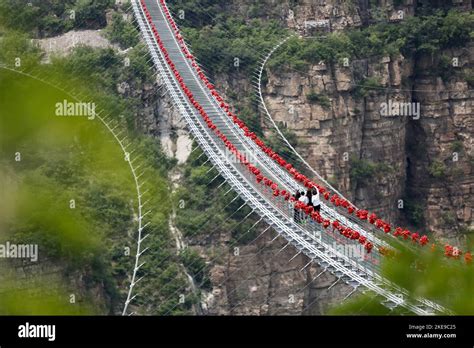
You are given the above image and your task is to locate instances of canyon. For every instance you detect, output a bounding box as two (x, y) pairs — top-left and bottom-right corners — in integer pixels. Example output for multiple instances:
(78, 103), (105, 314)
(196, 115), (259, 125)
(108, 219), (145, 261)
(151, 0), (473, 315)
(14, 0), (472, 315)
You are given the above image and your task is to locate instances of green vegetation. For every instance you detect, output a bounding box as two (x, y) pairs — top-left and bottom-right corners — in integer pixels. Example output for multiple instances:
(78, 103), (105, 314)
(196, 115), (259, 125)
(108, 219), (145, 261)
(180, 248), (211, 290)
(460, 227), (474, 235)
(169, 0), (223, 29)
(0, 31), (43, 70)
(169, 145), (265, 308)
(47, 43), (153, 130)
(349, 156), (393, 185)
(0, 68), (134, 314)
(266, 122), (301, 169)
(174, 146), (260, 244)
(52, 43), (153, 93)
(463, 68), (474, 88)
(330, 240), (474, 315)
(169, 0), (287, 77)
(435, 54), (456, 81)
(269, 31), (356, 70)
(404, 199), (425, 227)
(0, 8), (192, 314)
(441, 212), (456, 226)
(353, 77), (382, 99)
(105, 12), (140, 49)
(428, 160), (446, 179)
(451, 140), (464, 153)
(350, 157), (378, 183)
(181, 19), (286, 76)
(0, 0), (114, 37)
(0, 275), (96, 315)
(269, 10), (474, 71)
(306, 90), (331, 108)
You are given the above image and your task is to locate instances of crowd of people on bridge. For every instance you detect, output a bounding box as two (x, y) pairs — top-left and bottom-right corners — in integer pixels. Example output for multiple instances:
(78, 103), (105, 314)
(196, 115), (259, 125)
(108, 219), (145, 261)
(293, 187), (321, 223)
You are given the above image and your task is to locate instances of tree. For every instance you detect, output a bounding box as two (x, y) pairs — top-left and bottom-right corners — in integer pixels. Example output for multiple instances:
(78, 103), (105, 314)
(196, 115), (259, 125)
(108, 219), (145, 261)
(106, 13), (139, 49)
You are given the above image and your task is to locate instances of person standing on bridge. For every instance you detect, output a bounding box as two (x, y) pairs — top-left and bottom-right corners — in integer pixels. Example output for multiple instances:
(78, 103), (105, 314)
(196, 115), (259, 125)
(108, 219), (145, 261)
(305, 189), (313, 224)
(293, 191), (301, 223)
(306, 189), (312, 203)
(298, 191), (309, 223)
(311, 187), (321, 213)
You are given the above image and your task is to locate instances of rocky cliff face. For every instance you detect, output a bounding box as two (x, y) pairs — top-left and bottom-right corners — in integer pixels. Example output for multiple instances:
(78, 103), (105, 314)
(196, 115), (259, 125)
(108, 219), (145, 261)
(137, 80), (193, 163)
(223, 0), (416, 32)
(409, 45), (474, 245)
(262, 42), (473, 247)
(184, 227), (350, 315)
(264, 54), (412, 224)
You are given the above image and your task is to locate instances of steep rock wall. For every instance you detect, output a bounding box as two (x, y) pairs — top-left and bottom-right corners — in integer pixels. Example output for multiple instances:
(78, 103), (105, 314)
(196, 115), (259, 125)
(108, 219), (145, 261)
(264, 54), (412, 223)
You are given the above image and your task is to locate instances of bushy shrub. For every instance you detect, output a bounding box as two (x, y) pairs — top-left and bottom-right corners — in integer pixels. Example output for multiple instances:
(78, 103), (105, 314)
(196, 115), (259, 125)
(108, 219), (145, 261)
(180, 248), (211, 289)
(350, 156), (378, 183)
(306, 90), (331, 108)
(428, 160), (446, 179)
(404, 199), (425, 227)
(354, 77), (382, 99)
(180, 18), (286, 76)
(105, 13), (139, 49)
(350, 156), (393, 185)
